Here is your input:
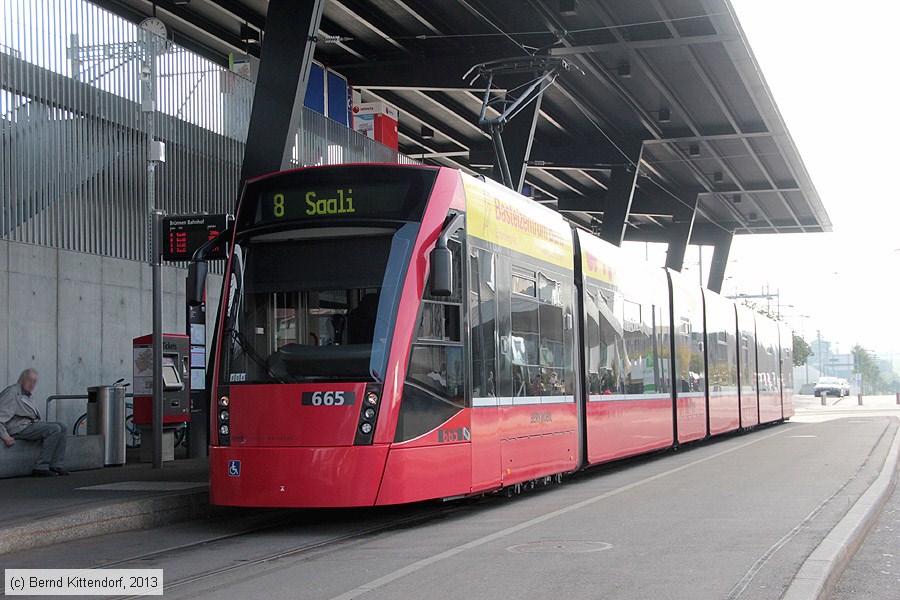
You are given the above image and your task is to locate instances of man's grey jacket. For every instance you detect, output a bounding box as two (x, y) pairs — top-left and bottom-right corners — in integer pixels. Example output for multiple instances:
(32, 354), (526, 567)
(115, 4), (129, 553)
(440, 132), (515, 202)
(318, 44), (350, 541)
(0, 384), (41, 442)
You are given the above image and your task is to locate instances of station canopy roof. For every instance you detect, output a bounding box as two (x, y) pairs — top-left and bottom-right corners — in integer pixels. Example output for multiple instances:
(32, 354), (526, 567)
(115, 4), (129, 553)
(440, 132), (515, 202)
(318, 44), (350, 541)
(95, 0), (830, 242)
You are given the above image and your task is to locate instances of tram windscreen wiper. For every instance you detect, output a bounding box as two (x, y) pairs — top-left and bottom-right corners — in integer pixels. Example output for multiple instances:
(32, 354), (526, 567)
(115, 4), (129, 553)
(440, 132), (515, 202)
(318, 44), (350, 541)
(226, 327), (291, 384)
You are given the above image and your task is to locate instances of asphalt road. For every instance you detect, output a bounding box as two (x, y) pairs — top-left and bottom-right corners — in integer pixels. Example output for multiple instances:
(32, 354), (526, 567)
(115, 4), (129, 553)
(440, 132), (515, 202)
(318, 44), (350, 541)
(3, 400), (898, 600)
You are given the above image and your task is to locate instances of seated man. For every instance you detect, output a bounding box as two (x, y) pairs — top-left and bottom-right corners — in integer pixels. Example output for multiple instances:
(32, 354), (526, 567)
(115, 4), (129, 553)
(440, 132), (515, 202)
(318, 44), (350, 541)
(0, 369), (69, 477)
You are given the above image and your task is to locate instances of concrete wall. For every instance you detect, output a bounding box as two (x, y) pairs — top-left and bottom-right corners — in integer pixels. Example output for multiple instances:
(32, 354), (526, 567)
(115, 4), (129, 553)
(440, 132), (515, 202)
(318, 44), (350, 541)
(0, 239), (223, 430)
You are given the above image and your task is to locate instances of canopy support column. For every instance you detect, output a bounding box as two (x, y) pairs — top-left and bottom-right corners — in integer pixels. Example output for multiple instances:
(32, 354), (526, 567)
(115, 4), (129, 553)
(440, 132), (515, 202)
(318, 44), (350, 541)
(239, 0), (325, 182)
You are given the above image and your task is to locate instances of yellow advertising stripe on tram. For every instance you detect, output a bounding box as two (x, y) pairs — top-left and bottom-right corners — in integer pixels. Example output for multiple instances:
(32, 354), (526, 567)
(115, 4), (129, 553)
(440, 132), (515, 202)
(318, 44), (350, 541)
(462, 174), (574, 271)
(577, 230), (620, 288)
(581, 248), (619, 287)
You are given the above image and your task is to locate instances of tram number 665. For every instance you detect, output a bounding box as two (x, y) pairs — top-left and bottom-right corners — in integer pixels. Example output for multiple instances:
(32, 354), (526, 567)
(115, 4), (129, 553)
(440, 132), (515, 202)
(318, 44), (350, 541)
(301, 391), (356, 406)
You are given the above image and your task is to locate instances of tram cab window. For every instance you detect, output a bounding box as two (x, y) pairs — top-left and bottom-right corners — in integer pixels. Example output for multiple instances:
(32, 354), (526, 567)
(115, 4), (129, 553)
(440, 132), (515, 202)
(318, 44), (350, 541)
(221, 229), (413, 383)
(405, 238), (465, 405)
(470, 248), (497, 399)
(396, 236), (467, 443)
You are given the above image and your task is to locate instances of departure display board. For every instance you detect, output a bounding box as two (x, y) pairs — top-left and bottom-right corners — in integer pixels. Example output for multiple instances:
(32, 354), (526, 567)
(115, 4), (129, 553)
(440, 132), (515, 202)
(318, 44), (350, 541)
(162, 214), (229, 262)
(255, 182), (413, 225)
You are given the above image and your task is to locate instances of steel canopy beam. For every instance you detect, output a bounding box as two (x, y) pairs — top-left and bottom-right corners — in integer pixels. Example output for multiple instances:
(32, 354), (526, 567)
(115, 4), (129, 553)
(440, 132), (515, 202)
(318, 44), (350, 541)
(470, 135), (641, 170)
(548, 34), (740, 56)
(623, 222), (732, 246)
(597, 141), (644, 246)
(240, 0), (325, 182)
(665, 193), (699, 272)
(707, 230), (734, 293)
(557, 188), (678, 216)
(333, 56), (496, 89)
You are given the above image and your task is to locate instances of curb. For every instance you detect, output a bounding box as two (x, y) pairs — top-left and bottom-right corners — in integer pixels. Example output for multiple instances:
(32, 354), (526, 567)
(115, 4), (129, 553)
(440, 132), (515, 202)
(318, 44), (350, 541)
(781, 418), (900, 600)
(0, 489), (209, 556)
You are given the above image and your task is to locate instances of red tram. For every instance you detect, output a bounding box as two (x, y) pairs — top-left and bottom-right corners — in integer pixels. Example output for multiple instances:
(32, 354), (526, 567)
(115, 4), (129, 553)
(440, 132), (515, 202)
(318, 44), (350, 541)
(202, 164), (794, 507)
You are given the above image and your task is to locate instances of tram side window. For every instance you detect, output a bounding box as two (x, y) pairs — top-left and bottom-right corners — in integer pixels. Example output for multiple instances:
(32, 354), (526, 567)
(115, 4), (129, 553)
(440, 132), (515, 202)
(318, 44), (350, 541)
(507, 266), (571, 397)
(470, 248), (497, 398)
(510, 269), (540, 396)
(675, 316), (703, 393)
(654, 304), (672, 395)
(585, 288), (625, 395)
(406, 239), (465, 405)
(740, 333), (756, 392)
(622, 298), (669, 396)
(708, 321), (737, 393)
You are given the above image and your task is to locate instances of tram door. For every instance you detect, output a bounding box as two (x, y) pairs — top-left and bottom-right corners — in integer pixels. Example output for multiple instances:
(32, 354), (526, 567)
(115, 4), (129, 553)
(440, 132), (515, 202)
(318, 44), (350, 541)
(468, 246), (502, 491)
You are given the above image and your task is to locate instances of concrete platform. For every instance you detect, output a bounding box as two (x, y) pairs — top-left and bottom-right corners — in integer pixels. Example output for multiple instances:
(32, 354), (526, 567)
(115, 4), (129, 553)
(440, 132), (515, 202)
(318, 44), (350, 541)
(828, 474), (900, 599)
(0, 458), (209, 555)
(1, 408), (897, 600)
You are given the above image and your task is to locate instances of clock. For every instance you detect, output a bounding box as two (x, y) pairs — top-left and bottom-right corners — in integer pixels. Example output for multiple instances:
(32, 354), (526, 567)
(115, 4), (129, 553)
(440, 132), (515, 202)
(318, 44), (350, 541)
(139, 17), (172, 51)
(139, 17), (169, 40)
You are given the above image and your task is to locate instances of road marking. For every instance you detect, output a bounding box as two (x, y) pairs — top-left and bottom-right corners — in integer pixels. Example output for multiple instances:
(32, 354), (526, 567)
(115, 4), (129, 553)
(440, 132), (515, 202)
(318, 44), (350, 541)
(789, 435), (818, 438)
(327, 425), (801, 600)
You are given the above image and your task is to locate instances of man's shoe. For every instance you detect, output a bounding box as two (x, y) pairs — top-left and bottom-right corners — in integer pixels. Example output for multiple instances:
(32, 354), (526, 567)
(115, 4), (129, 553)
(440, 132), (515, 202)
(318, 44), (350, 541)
(32, 469), (57, 477)
(50, 468), (70, 476)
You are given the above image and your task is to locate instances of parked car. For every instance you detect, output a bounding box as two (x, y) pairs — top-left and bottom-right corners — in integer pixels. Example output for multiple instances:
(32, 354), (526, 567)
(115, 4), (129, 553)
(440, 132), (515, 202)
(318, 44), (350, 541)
(814, 376), (850, 397)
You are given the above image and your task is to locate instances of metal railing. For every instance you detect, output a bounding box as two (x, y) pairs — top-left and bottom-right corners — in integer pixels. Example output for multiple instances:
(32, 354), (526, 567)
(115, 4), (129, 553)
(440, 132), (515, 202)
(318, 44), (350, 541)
(45, 392), (134, 419)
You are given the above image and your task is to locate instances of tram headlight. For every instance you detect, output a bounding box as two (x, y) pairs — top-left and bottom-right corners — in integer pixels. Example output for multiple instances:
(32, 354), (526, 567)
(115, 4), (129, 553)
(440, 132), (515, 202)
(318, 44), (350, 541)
(365, 391), (379, 406)
(363, 407), (376, 420)
(219, 424), (230, 436)
(359, 422), (373, 435)
(218, 396), (229, 407)
(219, 410), (229, 422)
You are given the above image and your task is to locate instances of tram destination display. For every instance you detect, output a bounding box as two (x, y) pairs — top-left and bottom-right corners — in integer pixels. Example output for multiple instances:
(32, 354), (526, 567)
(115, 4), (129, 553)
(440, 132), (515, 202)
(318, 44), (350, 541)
(162, 214), (229, 262)
(254, 181), (420, 224)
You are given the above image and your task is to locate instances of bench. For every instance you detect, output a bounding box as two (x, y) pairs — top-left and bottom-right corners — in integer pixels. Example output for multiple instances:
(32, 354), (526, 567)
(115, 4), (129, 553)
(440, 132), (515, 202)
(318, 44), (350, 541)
(0, 435), (104, 478)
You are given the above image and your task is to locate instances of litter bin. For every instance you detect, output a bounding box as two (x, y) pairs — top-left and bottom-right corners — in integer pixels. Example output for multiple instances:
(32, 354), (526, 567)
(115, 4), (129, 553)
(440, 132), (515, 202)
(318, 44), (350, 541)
(87, 385), (127, 466)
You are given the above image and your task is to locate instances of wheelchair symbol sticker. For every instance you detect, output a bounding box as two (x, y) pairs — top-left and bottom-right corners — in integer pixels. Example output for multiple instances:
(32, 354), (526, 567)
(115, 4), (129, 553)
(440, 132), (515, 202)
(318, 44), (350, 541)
(227, 460), (241, 477)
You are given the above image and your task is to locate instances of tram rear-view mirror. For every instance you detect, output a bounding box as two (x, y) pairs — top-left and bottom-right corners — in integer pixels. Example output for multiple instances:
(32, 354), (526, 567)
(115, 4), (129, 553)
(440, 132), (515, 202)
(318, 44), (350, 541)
(187, 260), (208, 306)
(430, 246), (453, 297)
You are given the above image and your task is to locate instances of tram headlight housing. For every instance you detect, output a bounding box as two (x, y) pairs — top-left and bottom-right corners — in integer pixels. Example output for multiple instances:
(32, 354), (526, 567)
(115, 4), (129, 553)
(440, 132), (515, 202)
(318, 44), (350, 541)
(216, 387), (231, 445)
(355, 384), (382, 445)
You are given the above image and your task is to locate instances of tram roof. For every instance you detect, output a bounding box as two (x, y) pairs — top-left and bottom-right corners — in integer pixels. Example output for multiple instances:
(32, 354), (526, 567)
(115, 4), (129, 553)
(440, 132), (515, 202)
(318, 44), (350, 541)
(93, 0), (830, 242)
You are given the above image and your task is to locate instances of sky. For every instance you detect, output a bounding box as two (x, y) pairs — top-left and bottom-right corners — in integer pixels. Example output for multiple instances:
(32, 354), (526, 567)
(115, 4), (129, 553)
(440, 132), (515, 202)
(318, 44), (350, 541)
(628, 0), (900, 358)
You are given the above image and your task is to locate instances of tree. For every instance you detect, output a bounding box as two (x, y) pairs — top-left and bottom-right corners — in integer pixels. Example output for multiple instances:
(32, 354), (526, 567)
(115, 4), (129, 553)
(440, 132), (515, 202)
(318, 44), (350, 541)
(851, 344), (881, 395)
(793, 334), (812, 366)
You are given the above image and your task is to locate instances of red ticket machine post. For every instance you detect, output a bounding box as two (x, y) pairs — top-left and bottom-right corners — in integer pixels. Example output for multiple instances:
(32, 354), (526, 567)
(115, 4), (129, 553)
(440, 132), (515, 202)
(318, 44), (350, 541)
(133, 334), (190, 463)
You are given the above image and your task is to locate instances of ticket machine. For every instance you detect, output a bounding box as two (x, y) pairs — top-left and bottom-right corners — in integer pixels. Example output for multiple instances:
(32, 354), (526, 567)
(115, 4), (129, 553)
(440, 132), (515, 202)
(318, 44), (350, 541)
(132, 334), (190, 462)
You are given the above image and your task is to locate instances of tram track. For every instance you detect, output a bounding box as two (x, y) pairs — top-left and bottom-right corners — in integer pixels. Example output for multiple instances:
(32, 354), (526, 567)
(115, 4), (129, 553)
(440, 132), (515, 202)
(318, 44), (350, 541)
(109, 500), (481, 600)
(0, 498), (476, 597)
